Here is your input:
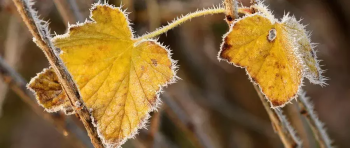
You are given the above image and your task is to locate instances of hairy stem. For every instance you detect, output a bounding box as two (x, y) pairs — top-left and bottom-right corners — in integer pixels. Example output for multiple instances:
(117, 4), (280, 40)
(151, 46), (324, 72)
(254, 85), (301, 148)
(298, 91), (332, 148)
(136, 7), (251, 41)
(11, 0), (103, 147)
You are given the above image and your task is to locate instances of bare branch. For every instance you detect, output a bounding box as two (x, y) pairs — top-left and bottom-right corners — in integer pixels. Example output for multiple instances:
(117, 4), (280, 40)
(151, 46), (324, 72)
(149, 111), (162, 147)
(298, 91), (333, 148)
(11, 0), (103, 147)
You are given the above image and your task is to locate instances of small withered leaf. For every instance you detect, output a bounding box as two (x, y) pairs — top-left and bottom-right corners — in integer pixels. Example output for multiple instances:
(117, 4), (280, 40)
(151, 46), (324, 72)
(28, 67), (74, 115)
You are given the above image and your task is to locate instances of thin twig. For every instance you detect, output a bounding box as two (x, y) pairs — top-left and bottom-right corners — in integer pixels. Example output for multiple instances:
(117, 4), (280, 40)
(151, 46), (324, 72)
(275, 108), (303, 147)
(253, 85), (300, 148)
(53, 0), (76, 26)
(146, 0), (161, 31)
(298, 91), (333, 148)
(53, 0), (84, 27)
(0, 56), (92, 148)
(148, 110), (162, 147)
(67, 0), (84, 22)
(224, 0), (238, 25)
(162, 93), (215, 148)
(11, 0), (103, 147)
(0, 16), (29, 117)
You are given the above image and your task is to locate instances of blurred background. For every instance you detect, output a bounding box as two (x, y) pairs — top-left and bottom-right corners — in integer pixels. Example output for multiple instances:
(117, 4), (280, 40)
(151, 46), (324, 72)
(0, 0), (349, 147)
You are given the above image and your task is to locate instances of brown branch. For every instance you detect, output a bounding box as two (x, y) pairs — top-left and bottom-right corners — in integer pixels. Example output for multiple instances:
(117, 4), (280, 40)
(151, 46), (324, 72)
(253, 85), (300, 148)
(224, 0), (238, 25)
(148, 110), (161, 147)
(11, 0), (103, 147)
(0, 56), (91, 148)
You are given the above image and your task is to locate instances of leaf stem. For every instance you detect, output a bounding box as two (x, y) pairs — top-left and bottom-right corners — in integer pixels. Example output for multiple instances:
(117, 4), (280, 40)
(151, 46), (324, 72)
(11, 0), (103, 147)
(298, 91), (332, 148)
(136, 7), (250, 41)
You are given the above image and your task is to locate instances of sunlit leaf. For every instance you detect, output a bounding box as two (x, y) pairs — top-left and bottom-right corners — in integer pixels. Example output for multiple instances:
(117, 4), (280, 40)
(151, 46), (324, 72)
(51, 4), (176, 147)
(218, 4), (323, 107)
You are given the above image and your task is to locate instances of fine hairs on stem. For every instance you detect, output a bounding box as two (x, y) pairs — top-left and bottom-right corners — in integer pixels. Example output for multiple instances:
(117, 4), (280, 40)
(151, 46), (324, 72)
(136, 6), (250, 41)
(11, 0), (103, 147)
(298, 90), (333, 148)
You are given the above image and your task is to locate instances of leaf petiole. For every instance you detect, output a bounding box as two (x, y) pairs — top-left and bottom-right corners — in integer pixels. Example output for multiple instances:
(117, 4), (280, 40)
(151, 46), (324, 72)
(136, 7), (252, 41)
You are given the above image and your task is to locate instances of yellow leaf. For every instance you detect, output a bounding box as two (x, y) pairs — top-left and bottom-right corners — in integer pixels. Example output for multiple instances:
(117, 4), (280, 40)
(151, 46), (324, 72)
(28, 67), (74, 115)
(218, 10), (323, 107)
(52, 4), (176, 146)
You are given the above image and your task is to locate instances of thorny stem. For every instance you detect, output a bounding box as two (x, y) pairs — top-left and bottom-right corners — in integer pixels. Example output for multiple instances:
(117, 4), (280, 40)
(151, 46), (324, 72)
(0, 56), (90, 148)
(136, 7), (251, 41)
(11, 0), (103, 147)
(298, 91), (332, 148)
(253, 85), (300, 148)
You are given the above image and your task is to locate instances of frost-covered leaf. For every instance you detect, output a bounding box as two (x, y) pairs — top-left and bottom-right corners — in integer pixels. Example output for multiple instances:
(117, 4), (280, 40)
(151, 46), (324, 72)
(28, 67), (74, 115)
(51, 4), (176, 147)
(282, 16), (325, 85)
(218, 3), (324, 107)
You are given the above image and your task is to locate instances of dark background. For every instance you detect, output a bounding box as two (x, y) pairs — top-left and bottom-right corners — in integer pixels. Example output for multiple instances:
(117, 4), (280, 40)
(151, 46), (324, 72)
(0, 0), (349, 147)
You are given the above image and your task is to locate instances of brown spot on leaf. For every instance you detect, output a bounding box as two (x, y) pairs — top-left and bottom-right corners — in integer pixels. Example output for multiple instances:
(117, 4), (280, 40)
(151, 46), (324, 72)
(220, 42), (232, 60)
(151, 59), (157, 66)
(69, 27), (78, 32)
(271, 100), (284, 106)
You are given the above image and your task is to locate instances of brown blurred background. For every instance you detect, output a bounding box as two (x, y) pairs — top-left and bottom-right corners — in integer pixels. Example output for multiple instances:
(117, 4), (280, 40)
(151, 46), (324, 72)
(0, 0), (349, 148)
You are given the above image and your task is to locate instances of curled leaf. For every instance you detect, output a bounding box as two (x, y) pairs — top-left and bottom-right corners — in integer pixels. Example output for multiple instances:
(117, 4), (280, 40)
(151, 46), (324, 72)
(28, 67), (74, 115)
